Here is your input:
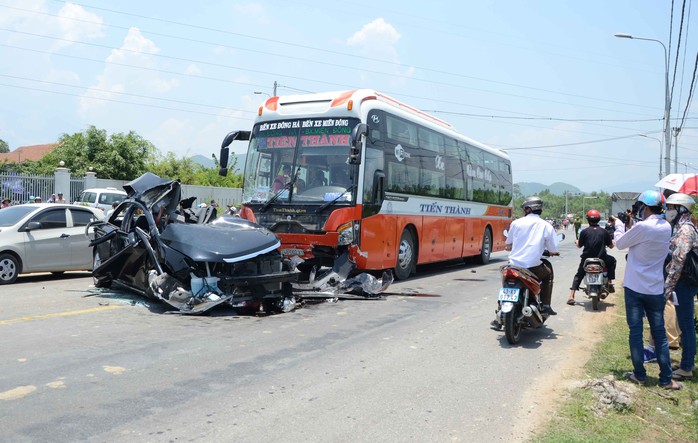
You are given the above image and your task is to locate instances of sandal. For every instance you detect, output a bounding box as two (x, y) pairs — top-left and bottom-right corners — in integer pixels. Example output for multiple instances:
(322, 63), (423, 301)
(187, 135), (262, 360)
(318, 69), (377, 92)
(672, 369), (693, 381)
(660, 380), (684, 390)
(624, 371), (645, 385)
(566, 298), (575, 305)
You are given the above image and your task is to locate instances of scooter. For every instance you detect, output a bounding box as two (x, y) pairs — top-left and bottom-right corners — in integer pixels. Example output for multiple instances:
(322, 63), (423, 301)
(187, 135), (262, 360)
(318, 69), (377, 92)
(580, 257), (609, 311)
(493, 232), (563, 344)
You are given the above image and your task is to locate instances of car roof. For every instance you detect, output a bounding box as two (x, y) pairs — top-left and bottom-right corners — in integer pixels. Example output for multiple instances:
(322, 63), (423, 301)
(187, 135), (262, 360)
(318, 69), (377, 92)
(82, 188), (126, 194)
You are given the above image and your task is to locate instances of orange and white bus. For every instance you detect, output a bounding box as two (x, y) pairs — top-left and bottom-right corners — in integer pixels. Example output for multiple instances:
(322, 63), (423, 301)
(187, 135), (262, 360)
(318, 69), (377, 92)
(219, 89), (512, 280)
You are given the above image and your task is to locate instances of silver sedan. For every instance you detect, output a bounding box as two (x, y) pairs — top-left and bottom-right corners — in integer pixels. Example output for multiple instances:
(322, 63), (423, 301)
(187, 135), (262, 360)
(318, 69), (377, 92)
(0, 203), (104, 284)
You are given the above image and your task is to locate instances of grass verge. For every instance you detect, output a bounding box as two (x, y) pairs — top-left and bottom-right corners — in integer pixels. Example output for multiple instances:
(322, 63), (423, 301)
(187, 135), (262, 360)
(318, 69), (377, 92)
(531, 292), (698, 443)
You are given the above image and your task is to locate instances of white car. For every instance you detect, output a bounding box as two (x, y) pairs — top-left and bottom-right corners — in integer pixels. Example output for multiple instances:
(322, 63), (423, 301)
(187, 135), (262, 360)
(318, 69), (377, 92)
(74, 187), (127, 212)
(0, 204), (104, 284)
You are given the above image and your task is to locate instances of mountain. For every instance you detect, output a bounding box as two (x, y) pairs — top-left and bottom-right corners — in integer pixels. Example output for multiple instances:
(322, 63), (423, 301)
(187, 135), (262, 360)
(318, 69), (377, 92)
(189, 153), (246, 172)
(190, 154), (215, 169)
(516, 182), (583, 196)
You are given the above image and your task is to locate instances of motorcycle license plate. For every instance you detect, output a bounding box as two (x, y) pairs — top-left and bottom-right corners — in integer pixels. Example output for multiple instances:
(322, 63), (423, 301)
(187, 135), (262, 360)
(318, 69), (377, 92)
(498, 288), (520, 302)
(586, 274), (603, 284)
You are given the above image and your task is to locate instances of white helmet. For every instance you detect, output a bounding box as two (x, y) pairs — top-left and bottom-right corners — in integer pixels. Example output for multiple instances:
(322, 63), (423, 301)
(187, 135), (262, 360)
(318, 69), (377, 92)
(665, 192), (695, 212)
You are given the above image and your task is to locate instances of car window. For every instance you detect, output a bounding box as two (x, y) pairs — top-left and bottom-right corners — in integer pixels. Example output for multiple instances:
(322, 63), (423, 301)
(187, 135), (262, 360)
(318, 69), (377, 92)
(30, 208), (67, 229)
(0, 206), (37, 226)
(100, 193), (125, 205)
(81, 192), (97, 204)
(70, 208), (99, 226)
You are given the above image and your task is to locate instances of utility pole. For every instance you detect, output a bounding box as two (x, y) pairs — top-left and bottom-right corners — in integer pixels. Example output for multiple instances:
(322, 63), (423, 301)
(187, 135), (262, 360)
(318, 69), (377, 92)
(673, 127), (680, 173)
(273, 81), (278, 96)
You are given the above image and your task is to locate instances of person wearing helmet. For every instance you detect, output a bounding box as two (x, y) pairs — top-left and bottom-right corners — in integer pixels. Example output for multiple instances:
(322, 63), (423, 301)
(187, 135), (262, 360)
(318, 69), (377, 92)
(566, 209), (617, 305)
(615, 190), (681, 389)
(663, 192), (698, 381)
(505, 196), (560, 315)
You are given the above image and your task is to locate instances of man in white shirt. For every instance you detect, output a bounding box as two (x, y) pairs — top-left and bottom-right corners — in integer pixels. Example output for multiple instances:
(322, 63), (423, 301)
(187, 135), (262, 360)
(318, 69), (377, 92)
(506, 196), (560, 315)
(615, 190), (680, 389)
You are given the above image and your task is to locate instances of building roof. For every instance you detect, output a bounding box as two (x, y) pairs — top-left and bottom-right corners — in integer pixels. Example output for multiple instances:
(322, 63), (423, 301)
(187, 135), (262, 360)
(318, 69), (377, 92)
(0, 143), (58, 163)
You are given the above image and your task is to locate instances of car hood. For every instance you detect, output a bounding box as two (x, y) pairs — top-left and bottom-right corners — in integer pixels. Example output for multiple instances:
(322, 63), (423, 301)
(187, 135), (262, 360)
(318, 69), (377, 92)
(160, 219), (280, 263)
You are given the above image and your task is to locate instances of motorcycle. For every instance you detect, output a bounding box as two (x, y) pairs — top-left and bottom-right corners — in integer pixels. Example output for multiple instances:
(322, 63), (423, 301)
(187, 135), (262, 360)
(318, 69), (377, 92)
(580, 257), (609, 311)
(493, 232), (563, 344)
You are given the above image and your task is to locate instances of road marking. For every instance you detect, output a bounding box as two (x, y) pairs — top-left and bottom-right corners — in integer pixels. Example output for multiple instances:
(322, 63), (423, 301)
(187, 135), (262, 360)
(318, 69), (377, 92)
(0, 385), (36, 400)
(0, 305), (122, 325)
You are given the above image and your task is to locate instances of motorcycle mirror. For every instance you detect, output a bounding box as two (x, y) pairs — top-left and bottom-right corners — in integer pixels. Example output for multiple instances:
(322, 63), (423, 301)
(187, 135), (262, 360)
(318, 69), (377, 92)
(503, 229), (509, 238)
(557, 233), (565, 241)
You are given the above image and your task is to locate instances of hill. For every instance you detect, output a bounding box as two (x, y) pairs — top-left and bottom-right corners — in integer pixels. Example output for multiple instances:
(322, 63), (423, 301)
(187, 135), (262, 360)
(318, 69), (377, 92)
(190, 153), (245, 172)
(517, 182), (583, 196)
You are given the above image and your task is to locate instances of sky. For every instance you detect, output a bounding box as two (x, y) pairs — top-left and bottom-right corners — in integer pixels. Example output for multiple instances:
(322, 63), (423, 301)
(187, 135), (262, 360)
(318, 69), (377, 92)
(1, 0), (697, 193)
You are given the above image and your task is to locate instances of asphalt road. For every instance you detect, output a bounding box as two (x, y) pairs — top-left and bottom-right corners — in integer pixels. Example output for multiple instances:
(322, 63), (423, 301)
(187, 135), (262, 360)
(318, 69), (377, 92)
(0, 229), (625, 442)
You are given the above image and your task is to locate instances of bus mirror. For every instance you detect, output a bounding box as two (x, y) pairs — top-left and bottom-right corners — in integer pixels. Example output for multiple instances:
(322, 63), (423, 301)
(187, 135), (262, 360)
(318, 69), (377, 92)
(219, 147), (229, 171)
(349, 123), (368, 165)
(219, 130), (251, 177)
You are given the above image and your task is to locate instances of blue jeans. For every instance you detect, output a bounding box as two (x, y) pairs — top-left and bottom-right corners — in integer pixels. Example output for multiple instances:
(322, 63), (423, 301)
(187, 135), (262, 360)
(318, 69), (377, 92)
(675, 278), (698, 371)
(624, 287), (672, 385)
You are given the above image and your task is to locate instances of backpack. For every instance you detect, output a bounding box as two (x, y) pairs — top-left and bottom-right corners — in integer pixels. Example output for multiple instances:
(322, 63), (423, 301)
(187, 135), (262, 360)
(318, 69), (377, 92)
(680, 225), (698, 286)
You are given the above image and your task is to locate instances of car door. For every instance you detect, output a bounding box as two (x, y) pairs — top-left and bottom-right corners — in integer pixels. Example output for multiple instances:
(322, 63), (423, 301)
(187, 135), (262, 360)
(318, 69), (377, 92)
(68, 208), (101, 269)
(21, 207), (70, 272)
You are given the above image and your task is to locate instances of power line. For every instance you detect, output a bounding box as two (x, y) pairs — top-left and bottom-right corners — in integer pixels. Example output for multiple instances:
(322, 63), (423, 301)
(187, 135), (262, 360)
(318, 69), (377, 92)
(3, 2), (664, 113)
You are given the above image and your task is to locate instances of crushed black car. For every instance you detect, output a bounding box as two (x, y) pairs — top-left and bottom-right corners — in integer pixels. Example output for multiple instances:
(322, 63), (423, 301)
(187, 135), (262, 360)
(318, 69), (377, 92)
(88, 172), (299, 314)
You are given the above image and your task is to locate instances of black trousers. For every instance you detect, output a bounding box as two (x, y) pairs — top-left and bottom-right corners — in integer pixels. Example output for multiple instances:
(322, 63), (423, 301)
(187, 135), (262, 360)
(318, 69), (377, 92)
(571, 254), (616, 290)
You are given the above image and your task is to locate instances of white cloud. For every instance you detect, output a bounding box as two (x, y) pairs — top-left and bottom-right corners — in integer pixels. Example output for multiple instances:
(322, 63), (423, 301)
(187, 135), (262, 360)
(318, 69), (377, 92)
(57, 2), (104, 41)
(347, 18), (401, 60)
(185, 64), (202, 76)
(346, 18), (412, 82)
(79, 27), (179, 115)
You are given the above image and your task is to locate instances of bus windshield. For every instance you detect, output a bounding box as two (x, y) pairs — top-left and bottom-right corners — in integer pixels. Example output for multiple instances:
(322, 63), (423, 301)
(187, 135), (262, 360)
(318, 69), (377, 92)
(242, 117), (361, 204)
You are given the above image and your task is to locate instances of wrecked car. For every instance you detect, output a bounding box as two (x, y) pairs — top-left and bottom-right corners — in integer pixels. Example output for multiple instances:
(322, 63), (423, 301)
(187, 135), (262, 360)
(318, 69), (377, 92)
(88, 172), (299, 314)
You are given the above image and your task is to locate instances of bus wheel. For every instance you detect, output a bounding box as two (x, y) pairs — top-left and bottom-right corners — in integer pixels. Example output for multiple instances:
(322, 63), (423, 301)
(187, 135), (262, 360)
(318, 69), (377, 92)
(395, 229), (416, 280)
(476, 229), (492, 265)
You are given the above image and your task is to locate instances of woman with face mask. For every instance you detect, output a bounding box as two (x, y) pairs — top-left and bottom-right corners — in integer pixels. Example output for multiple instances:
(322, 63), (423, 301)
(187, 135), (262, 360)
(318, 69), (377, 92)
(664, 192), (698, 382)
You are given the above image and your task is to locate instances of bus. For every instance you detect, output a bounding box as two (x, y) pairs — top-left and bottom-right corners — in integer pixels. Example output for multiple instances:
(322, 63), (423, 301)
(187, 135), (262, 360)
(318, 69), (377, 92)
(218, 89), (512, 280)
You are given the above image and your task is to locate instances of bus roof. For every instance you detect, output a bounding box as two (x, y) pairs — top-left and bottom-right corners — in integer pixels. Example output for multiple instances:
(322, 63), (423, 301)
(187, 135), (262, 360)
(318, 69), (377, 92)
(256, 89), (508, 160)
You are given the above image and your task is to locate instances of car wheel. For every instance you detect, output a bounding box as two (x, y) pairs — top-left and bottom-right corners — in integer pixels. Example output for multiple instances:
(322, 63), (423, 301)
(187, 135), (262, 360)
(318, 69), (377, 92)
(0, 253), (20, 285)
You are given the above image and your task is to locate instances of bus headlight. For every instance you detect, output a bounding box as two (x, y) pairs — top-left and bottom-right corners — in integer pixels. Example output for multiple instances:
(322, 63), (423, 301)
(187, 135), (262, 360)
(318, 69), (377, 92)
(337, 221), (354, 246)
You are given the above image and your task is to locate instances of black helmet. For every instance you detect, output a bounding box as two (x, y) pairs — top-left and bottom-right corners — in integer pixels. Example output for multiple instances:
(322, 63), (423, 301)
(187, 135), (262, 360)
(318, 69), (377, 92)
(521, 196), (543, 212)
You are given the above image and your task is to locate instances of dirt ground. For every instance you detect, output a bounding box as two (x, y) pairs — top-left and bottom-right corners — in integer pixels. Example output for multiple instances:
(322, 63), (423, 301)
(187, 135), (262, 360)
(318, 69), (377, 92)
(509, 293), (621, 441)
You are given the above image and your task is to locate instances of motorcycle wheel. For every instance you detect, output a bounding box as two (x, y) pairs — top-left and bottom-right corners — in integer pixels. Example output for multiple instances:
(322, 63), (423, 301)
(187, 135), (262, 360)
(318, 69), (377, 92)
(503, 309), (522, 344)
(592, 296), (599, 311)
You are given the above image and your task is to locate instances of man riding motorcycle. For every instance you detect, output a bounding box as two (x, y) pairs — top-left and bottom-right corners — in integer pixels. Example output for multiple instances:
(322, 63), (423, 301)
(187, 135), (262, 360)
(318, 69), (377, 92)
(567, 209), (617, 305)
(505, 196), (560, 315)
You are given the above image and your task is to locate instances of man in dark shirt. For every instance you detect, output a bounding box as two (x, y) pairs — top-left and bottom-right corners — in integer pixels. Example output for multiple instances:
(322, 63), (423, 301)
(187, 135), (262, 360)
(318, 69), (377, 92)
(567, 209), (617, 305)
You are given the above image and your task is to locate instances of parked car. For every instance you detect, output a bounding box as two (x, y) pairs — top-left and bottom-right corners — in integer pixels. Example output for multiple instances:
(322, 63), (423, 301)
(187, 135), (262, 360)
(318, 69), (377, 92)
(89, 172), (299, 314)
(75, 187), (127, 212)
(0, 204), (104, 284)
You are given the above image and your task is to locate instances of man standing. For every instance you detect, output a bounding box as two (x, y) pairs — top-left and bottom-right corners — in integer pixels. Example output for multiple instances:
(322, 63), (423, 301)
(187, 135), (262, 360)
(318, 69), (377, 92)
(506, 196), (560, 315)
(615, 190), (681, 390)
(573, 217), (582, 240)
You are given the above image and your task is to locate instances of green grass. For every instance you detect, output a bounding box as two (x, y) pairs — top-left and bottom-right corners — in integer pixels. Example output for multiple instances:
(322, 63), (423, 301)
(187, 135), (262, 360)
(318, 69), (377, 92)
(531, 293), (698, 443)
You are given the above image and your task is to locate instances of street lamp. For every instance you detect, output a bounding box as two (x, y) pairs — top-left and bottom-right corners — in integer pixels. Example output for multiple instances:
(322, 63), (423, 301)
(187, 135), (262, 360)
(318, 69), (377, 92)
(637, 134), (663, 179)
(582, 196), (598, 218)
(615, 32), (671, 175)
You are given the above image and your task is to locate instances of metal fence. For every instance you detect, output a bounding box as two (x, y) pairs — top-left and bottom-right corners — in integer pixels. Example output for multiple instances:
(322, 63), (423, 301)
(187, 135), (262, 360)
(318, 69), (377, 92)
(1, 171), (242, 207)
(0, 172), (54, 204)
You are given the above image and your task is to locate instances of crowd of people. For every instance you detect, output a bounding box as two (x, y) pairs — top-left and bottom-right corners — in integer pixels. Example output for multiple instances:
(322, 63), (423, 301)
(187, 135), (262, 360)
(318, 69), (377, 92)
(509, 191), (696, 391)
(0, 191), (67, 208)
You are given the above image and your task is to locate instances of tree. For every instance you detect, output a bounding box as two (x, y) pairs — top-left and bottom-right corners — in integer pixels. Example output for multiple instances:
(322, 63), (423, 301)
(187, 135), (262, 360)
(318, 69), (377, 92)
(0, 139), (9, 153)
(38, 126), (157, 179)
